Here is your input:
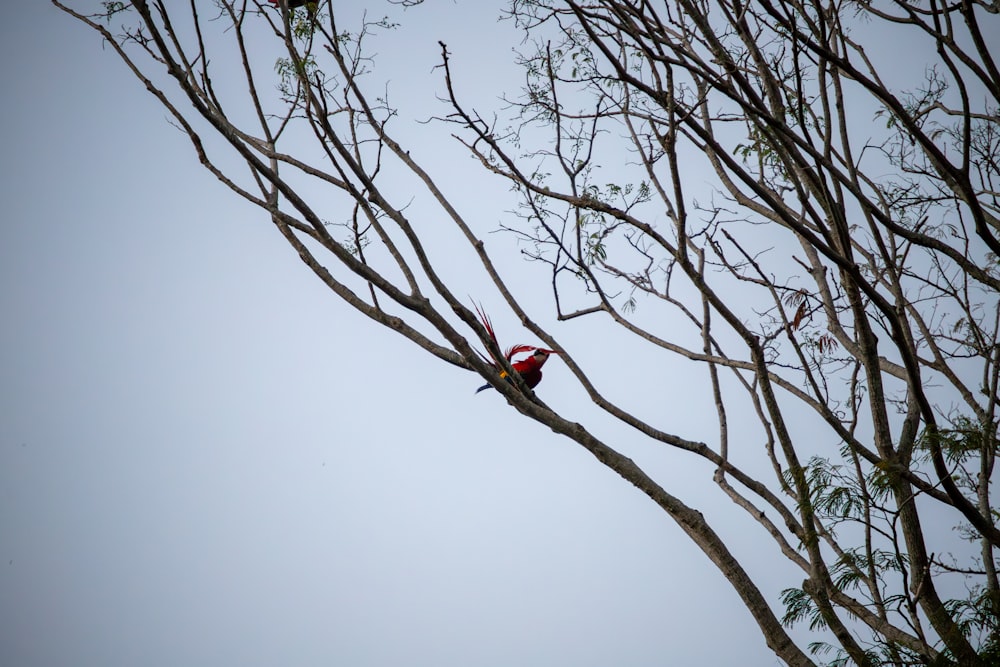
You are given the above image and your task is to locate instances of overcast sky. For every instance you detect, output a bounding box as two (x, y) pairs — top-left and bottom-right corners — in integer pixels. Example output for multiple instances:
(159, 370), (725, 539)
(2, 2), (976, 666)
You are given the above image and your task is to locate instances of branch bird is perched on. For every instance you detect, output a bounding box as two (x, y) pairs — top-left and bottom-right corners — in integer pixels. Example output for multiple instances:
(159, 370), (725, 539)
(473, 305), (559, 394)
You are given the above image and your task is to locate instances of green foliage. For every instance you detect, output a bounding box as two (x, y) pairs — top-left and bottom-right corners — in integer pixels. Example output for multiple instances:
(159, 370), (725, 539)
(917, 417), (994, 464)
(943, 587), (1000, 660)
(805, 641), (851, 667)
(829, 548), (903, 593)
(101, 1), (127, 19)
(782, 456), (879, 526)
(780, 586), (827, 631)
(275, 54), (320, 103)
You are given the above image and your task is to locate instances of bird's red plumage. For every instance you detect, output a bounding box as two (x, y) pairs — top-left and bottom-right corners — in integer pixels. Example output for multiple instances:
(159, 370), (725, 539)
(511, 355), (546, 388)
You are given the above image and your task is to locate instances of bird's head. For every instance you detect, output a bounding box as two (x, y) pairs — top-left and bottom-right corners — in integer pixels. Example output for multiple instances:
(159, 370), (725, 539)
(532, 348), (559, 365)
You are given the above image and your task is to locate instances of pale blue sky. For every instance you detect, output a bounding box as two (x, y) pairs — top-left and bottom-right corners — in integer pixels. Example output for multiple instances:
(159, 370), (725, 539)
(1, 3), (777, 665)
(3, 2), (981, 666)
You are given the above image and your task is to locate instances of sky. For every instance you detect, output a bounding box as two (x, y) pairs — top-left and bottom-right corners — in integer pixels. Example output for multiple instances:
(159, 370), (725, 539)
(0, 2), (981, 667)
(1, 4), (776, 666)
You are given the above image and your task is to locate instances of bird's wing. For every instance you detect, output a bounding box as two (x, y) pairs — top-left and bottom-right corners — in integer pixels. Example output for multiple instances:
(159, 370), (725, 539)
(511, 356), (533, 373)
(505, 344), (535, 361)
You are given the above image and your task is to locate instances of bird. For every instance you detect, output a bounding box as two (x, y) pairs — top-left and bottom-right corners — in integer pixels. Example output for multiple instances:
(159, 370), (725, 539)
(267, 0), (315, 10)
(473, 304), (559, 394)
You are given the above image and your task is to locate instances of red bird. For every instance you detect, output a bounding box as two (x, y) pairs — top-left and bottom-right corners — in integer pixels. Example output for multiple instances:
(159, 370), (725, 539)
(473, 305), (559, 394)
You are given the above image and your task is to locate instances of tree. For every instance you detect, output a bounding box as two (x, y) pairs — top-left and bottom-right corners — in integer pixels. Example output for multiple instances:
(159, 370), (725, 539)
(53, 1), (999, 664)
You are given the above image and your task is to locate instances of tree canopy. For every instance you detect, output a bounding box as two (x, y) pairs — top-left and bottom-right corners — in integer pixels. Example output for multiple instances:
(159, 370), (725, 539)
(54, 1), (1000, 664)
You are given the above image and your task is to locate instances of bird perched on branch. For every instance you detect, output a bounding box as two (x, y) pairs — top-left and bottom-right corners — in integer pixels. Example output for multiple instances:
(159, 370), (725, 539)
(473, 304), (559, 394)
